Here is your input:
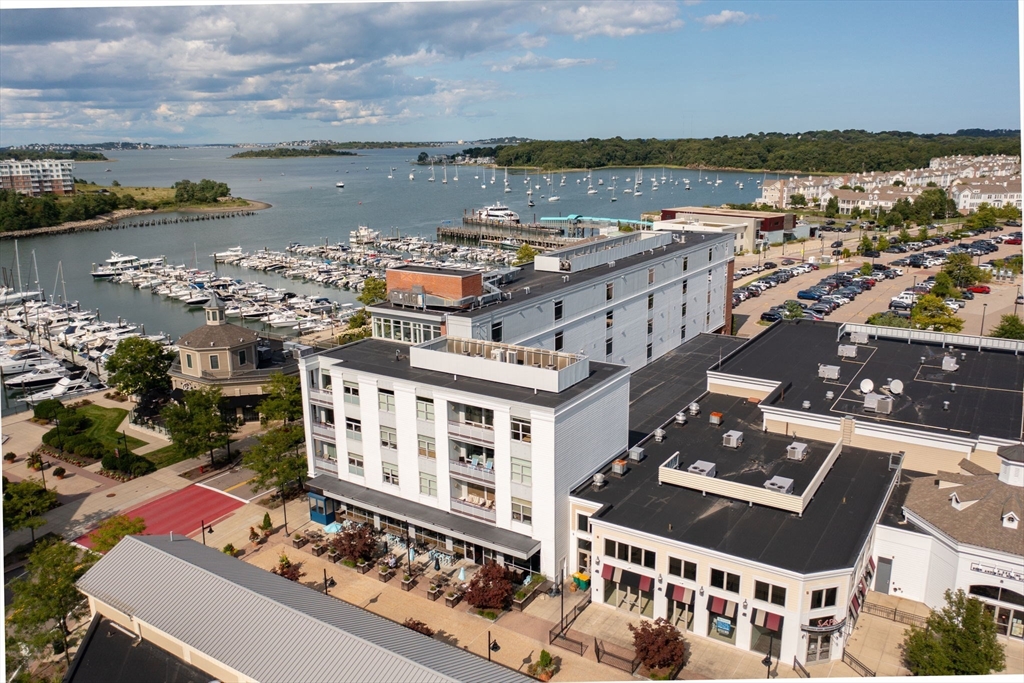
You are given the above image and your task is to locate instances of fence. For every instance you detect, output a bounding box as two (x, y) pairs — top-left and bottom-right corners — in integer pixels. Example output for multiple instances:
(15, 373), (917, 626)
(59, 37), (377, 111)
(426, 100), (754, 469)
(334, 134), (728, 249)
(793, 657), (811, 678)
(547, 593), (590, 656)
(594, 638), (640, 675)
(842, 650), (876, 678)
(861, 601), (929, 628)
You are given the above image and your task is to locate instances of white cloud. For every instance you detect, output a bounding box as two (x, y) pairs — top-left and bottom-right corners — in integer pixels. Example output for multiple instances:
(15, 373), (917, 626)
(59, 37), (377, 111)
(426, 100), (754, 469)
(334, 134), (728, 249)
(542, 2), (684, 39)
(696, 10), (757, 29)
(489, 52), (598, 73)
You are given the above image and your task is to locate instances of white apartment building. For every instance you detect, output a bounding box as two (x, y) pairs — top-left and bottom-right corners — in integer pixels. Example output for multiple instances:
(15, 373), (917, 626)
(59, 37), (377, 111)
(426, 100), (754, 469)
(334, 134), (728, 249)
(950, 179), (1023, 212)
(301, 335), (630, 578)
(0, 158), (75, 196)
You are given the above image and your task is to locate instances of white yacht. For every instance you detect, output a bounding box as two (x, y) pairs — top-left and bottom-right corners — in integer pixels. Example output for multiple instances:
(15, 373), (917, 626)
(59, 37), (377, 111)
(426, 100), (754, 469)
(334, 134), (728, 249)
(21, 376), (95, 405)
(335, 181), (345, 188)
(479, 204), (520, 223)
(5, 363), (67, 389)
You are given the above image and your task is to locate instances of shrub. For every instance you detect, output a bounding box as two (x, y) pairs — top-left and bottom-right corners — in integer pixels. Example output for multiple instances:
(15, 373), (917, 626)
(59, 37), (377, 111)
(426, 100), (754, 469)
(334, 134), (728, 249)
(329, 523), (381, 563)
(4, 452), (16, 461)
(464, 561), (515, 610)
(629, 618), (687, 673)
(528, 650), (558, 679)
(52, 467), (66, 478)
(271, 553), (305, 582)
(403, 618), (435, 636)
(261, 512), (273, 532)
(32, 399), (64, 421)
(222, 543), (236, 555)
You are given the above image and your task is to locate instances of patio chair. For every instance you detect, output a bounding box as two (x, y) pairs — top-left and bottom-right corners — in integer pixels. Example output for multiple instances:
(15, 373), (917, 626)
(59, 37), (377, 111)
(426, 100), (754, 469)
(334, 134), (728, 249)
(484, 460), (493, 471)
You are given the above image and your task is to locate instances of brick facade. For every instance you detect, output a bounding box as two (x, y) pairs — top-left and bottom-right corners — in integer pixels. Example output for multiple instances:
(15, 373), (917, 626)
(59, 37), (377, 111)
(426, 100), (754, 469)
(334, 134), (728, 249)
(386, 269), (483, 300)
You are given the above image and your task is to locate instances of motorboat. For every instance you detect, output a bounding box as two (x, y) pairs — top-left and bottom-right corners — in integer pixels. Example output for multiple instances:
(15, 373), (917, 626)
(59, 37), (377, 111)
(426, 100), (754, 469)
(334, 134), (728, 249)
(212, 246), (246, 262)
(0, 350), (50, 374)
(478, 204), (520, 224)
(336, 181), (345, 188)
(5, 363), (68, 389)
(21, 375), (95, 405)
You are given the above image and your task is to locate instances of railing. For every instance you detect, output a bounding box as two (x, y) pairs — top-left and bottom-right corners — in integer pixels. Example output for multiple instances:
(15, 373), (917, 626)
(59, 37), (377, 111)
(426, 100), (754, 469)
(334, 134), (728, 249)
(309, 388), (334, 405)
(842, 650), (875, 678)
(793, 657), (811, 678)
(311, 422), (336, 440)
(448, 459), (495, 485)
(860, 601), (928, 628)
(449, 497), (496, 523)
(447, 420), (494, 445)
(313, 458), (338, 474)
(555, 592), (591, 634)
(548, 625), (587, 656)
(594, 638), (640, 675)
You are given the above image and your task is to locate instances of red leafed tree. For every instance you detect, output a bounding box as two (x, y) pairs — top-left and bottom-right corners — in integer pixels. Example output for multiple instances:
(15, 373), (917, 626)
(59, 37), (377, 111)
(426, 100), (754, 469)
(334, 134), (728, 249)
(464, 561), (515, 610)
(271, 553), (305, 582)
(403, 618), (435, 636)
(329, 524), (381, 562)
(629, 618), (687, 672)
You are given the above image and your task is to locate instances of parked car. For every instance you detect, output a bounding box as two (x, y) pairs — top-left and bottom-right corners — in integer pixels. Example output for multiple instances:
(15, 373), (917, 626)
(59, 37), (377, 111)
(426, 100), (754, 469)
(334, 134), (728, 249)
(763, 262), (777, 270)
(889, 299), (913, 311)
(830, 240), (844, 248)
(863, 250), (880, 258)
(781, 259), (796, 266)
(760, 311), (783, 323)
(797, 289), (823, 300)
(966, 285), (991, 294)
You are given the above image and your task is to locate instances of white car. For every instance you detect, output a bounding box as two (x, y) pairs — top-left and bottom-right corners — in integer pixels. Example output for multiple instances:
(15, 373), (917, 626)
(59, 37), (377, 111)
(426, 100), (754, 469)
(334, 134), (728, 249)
(890, 267), (904, 276)
(944, 298), (961, 311)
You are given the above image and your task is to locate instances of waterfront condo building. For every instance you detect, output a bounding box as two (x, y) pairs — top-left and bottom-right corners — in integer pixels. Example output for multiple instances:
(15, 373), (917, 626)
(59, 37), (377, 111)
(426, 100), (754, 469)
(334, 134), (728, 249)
(0, 159), (75, 196)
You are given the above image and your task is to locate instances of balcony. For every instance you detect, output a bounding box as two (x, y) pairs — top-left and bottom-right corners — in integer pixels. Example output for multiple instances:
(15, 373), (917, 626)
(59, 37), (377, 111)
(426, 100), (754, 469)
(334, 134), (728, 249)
(309, 387), (334, 406)
(447, 420), (494, 445)
(450, 497), (496, 523)
(313, 458), (339, 475)
(311, 422), (336, 441)
(449, 459), (495, 485)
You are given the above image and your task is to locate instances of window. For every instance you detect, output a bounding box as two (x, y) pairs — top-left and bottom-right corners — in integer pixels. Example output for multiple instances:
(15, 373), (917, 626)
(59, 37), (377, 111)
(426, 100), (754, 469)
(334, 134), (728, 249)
(577, 513), (590, 532)
(511, 418), (532, 443)
(315, 440), (337, 461)
(554, 300), (563, 321)
(681, 325), (687, 341)
(512, 498), (532, 524)
(755, 581), (787, 607)
(511, 457), (532, 485)
(708, 248), (713, 261)
(811, 587), (838, 609)
(578, 538), (592, 551)
(321, 373), (333, 390)
(606, 337), (613, 357)
(646, 342), (653, 360)
(606, 282), (614, 301)
(382, 464), (400, 485)
(416, 398), (434, 421)
(554, 331), (563, 351)
(347, 453), (364, 476)
(378, 389), (395, 412)
(491, 320), (503, 343)
(706, 312), (711, 326)
(237, 349), (247, 366)
(209, 354), (219, 370)
(668, 558), (697, 580)
(683, 560), (697, 581)
(417, 435), (436, 459)
(648, 267), (655, 285)
(343, 381), (359, 404)
(683, 256), (689, 271)
(604, 539), (655, 569)
(380, 426), (398, 450)
(185, 353), (193, 369)
(710, 568), (740, 593)
(462, 404), (493, 428)
(648, 293), (654, 310)
(345, 417), (362, 441)
(647, 319), (653, 335)
(419, 472), (437, 497)
(669, 557), (682, 577)
(681, 302), (687, 318)
(682, 279), (688, 294)
(606, 310), (614, 328)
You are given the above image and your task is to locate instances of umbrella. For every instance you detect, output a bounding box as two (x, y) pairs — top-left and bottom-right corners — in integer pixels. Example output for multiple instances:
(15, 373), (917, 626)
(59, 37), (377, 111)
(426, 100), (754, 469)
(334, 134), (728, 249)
(408, 547), (415, 563)
(323, 522), (343, 534)
(458, 566), (466, 582)
(434, 556), (441, 571)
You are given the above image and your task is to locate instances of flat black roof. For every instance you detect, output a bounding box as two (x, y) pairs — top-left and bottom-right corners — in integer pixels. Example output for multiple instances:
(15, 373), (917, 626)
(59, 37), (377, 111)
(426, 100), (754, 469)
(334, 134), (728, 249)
(878, 470), (931, 534)
(628, 333), (747, 445)
(318, 338), (627, 409)
(66, 615), (210, 683)
(392, 264), (482, 278)
(575, 395), (898, 574)
(717, 321), (1024, 441)
(448, 231), (732, 318)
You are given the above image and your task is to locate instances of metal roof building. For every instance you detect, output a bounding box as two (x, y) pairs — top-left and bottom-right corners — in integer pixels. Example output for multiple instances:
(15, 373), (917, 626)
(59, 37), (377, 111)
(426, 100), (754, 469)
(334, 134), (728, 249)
(76, 535), (532, 683)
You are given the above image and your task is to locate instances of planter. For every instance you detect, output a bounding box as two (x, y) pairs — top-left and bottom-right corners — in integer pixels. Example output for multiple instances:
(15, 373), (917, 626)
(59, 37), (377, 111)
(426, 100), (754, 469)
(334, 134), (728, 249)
(3, 456), (16, 464)
(378, 569), (393, 583)
(427, 586), (443, 602)
(292, 537), (308, 549)
(328, 551), (341, 564)
(311, 544), (326, 557)
(356, 561), (372, 575)
(445, 592), (462, 608)
(401, 576), (415, 592)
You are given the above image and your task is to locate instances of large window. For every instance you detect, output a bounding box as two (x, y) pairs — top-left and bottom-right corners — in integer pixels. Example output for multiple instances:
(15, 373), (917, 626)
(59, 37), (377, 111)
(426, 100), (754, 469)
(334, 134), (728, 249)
(554, 300), (563, 321)
(604, 539), (655, 569)
(577, 513), (590, 532)
(209, 354), (220, 370)
(373, 317), (441, 344)
(683, 256), (689, 271)
(606, 282), (614, 301)
(345, 418), (362, 441)
(380, 426), (398, 450)
(378, 389), (395, 412)
(606, 310), (614, 328)
(606, 337), (613, 357)
(416, 398), (434, 421)
(418, 435), (436, 459)
(648, 293), (654, 310)
(511, 418), (532, 443)
(382, 464), (399, 486)
(511, 457), (532, 485)
(461, 404), (493, 428)
(347, 453), (364, 476)
(668, 557), (697, 581)
(682, 279), (688, 294)
(554, 331), (563, 351)
(343, 381), (359, 404)
(419, 472), (437, 497)
(710, 568), (740, 593)
(810, 587), (838, 609)
(755, 580), (787, 607)
(511, 498), (532, 524)
(185, 353), (193, 369)
(491, 320), (503, 342)
(648, 267), (655, 285)
(238, 349), (247, 366)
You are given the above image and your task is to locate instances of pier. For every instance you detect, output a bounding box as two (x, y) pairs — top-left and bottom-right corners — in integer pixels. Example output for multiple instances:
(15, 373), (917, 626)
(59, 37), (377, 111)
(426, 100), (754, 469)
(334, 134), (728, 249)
(439, 217), (577, 250)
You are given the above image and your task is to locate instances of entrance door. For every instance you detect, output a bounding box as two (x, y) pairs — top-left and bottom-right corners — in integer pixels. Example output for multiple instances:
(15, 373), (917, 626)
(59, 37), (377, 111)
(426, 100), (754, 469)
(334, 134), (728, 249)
(578, 549), (591, 574)
(806, 634), (832, 662)
(875, 557), (893, 594)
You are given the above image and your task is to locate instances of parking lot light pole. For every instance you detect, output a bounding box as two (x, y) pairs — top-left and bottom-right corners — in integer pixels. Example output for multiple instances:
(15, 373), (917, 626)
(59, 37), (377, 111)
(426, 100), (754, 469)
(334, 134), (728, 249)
(981, 303), (988, 336)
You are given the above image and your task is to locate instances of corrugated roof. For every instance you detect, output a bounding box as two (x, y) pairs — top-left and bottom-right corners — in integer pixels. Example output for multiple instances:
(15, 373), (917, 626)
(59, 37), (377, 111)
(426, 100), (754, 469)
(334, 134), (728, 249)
(77, 535), (532, 683)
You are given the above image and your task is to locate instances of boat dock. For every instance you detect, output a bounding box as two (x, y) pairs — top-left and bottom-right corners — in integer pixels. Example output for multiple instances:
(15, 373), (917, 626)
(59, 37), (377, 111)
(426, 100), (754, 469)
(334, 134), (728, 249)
(439, 217), (576, 250)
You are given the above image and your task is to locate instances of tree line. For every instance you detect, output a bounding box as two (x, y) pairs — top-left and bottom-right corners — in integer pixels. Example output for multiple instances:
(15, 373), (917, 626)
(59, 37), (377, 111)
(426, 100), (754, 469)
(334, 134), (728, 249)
(1, 149), (108, 161)
(229, 146), (356, 158)
(491, 130), (1021, 173)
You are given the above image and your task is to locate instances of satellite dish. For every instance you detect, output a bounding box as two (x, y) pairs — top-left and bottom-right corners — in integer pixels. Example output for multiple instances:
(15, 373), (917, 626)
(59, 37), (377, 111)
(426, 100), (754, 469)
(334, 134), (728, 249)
(859, 378), (875, 394)
(890, 379), (904, 395)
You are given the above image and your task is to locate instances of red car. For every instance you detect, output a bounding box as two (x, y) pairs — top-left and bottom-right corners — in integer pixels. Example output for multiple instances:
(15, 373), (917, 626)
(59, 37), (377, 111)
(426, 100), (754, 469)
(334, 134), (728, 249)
(1005, 238), (1022, 245)
(966, 285), (991, 294)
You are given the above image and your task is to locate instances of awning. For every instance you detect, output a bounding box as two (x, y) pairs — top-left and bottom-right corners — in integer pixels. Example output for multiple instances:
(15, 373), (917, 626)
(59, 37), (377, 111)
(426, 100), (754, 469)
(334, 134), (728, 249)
(708, 596), (738, 619)
(858, 579), (867, 595)
(601, 564), (613, 581)
(612, 567), (623, 583)
(638, 574), (653, 593)
(670, 585), (694, 605)
(752, 608), (784, 632)
(851, 595), (861, 613)
(620, 570), (641, 591)
(868, 556), (876, 571)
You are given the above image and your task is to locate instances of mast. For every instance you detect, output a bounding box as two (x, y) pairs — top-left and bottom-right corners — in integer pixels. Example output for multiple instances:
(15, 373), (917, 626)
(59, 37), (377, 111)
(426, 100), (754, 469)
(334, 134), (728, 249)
(14, 240), (22, 292)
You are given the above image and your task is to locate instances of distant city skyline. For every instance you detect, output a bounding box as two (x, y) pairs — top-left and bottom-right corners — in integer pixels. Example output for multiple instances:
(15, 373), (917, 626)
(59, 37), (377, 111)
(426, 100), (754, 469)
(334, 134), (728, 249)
(0, 0), (1020, 146)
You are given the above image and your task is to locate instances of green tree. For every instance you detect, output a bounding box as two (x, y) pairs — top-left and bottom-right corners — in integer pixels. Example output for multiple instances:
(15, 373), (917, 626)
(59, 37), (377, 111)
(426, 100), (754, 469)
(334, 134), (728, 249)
(162, 386), (237, 468)
(8, 540), (97, 666)
(877, 236), (890, 251)
(859, 262), (873, 276)
(782, 301), (804, 320)
(242, 424), (307, 510)
(858, 236), (872, 254)
(917, 227), (929, 241)
(903, 589), (1005, 676)
(417, 152), (428, 163)
(853, 185), (865, 192)
(898, 227), (912, 243)
(893, 180), (905, 187)
(929, 272), (960, 300)
(866, 312), (912, 328)
(357, 277), (387, 305)
(943, 253), (985, 288)
(824, 196), (839, 218)
(258, 373), (302, 424)
(3, 479), (58, 544)
(789, 193), (807, 208)
(912, 294), (964, 332)
(513, 242), (539, 265)
(103, 336), (175, 409)
(989, 314), (1024, 340)
(965, 203), (998, 230)
(90, 514), (146, 553)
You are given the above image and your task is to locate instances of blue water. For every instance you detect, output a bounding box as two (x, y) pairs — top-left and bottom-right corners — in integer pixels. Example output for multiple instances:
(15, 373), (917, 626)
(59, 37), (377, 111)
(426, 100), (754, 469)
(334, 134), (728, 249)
(2, 146), (762, 339)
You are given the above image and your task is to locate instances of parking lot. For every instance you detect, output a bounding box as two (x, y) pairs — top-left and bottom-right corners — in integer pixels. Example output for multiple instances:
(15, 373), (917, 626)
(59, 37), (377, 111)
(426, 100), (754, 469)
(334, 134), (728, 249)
(730, 226), (1023, 338)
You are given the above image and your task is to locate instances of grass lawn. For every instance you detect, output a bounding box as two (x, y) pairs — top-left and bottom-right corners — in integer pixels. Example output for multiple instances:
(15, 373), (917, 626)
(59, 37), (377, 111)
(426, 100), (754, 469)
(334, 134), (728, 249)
(78, 405), (147, 452)
(71, 182), (252, 211)
(141, 444), (190, 469)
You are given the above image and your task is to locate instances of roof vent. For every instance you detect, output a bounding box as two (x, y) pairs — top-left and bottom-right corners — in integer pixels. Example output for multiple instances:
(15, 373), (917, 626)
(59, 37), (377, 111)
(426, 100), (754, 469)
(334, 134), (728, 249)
(592, 472), (607, 489)
(654, 428), (667, 443)
(920, 356), (926, 364)
(787, 442), (809, 461)
(688, 402), (701, 416)
(687, 460), (717, 477)
(608, 260), (616, 267)
(764, 475), (795, 495)
(722, 430), (743, 448)
(825, 390), (835, 400)
(709, 412), (723, 426)
(960, 352), (966, 361)
(802, 400), (811, 410)
(838, 345), (858, 358)
(818, 364), (841, 380)
(628, 446), (645, 462)
(943, 400), (950, 411)
(562, 275), (570, 283)
(942, 356), (959, 372)
(611, 459), (629, 476)
(674, 411), (688, 425)
(950, 383), (956, 393)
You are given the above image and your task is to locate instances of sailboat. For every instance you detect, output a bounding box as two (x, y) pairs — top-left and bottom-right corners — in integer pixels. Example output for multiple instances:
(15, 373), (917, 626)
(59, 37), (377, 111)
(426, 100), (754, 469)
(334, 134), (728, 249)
(428, 161), (435, 182)
(610, 186), (617, 202)
(386, 169), (392, 179)
(503, 167), (511, 192)
(633, 168), (643, 196)
(409, 170), (415, 180)
(453, 165), (458, 182)
(528, 197), (535, 207)
(490, 167), (496, 184)
(559, 171), (566, 187)
(587, 176), (598, 194)
(442, 164), (447, 184)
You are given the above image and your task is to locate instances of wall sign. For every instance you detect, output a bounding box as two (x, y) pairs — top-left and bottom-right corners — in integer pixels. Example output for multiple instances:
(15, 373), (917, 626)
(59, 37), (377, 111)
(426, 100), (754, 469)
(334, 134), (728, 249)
(970, 562), (1024, 582)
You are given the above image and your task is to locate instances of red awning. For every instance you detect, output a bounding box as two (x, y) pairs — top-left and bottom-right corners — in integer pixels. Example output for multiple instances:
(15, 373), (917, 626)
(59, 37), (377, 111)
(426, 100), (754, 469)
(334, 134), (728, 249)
(671, 585), (693, 604)
(859, 579), (867, 595)
(711, 596), (726, 614)
(601, 564), (613, 581)
(852, 595), (861, 613)
(639, 574), (653, 592)
(869, 556), (876, 571)
(766, 612), (782, 631)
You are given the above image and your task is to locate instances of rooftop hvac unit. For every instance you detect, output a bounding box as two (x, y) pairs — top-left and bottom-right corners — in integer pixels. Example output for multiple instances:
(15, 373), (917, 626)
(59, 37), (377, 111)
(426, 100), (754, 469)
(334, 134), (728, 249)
(722, 430), (744, 448)
(875, 396), (894, 414)
(491, 348), (505, 362)
(611, 459), (629, 475)
(764, 476), (795, 495)
(687, 460), (717, 477)
(818, 364), (841, 380)
(850, 331), (869, 344)
(688, 402), (701, 416)
(942, 356), (959, 372)
(787, 442), (809, 461)
(592, 472), (607, 489)
(838, 345), (858, 358)
(628, 446), (645, 462)
(709, 412), (723, 426)
(674, 412), (688, 425)
(863, 392), (880, 411)
(654, 429), (667, 443)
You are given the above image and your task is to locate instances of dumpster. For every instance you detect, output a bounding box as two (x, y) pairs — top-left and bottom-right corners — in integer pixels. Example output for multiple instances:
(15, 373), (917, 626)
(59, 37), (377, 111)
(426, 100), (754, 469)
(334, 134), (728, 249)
(573, 572), (591, 590)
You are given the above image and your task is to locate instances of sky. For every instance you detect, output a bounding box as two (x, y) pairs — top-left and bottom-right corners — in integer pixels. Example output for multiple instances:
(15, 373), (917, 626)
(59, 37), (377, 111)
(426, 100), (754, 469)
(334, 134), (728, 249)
(0, 0), (1021, 146)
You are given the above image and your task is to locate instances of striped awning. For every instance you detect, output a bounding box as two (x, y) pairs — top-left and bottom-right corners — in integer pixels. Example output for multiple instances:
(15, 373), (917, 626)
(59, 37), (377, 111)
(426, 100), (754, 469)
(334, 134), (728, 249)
(752, 608), (784, 632)
(851, 594), (861, 613)
(638, 574), (653, 592)
(708, 596), (738, 619)
(601, 564), (613, 581)
(670, 584), (694, 605)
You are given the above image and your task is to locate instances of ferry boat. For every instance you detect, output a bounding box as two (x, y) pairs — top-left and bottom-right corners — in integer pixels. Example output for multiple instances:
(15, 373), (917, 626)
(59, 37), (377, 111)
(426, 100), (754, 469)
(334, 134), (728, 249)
(91, 252), (141, 279)
(477, 204), (520, 224)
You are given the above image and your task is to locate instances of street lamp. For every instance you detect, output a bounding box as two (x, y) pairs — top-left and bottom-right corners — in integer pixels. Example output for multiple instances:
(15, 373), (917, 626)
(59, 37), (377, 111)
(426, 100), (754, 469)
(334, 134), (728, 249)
(200, 519), (214, 546)
(487, 631), (500, 661)
(323, 568), (336, 595)
(762, 633), (774, 679)
(981, 303), (988, 336)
